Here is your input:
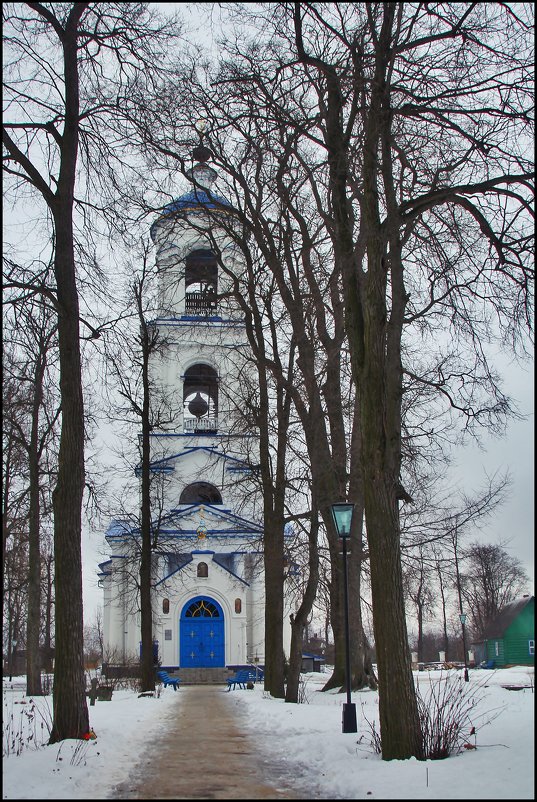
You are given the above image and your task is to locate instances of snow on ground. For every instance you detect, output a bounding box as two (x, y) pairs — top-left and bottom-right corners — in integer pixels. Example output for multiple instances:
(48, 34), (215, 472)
(2, 665), (534, 799)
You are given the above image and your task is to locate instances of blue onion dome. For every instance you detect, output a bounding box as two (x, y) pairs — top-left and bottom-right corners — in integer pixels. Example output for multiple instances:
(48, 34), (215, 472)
(162, 187), (232, 215)
(150, 188), (233, 241)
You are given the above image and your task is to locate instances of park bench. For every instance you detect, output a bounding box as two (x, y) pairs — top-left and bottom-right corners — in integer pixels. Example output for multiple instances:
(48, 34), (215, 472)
(226, 668), (262, 691)
(87, 677), (114, 705)
(157, 670), (180, 690)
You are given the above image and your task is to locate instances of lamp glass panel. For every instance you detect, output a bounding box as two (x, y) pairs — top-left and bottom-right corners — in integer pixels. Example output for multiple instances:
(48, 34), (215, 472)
(331, 503), (354, 537)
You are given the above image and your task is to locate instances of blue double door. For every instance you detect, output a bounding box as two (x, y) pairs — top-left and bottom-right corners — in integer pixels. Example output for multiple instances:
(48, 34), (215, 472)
(180, 596), (225, 667)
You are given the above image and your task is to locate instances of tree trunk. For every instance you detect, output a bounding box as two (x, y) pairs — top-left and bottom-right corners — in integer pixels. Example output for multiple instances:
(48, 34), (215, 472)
(139, 304), (155, 693)
(417, 602), (424, 664)
(49, 228), (89, 740)
(286, 514), (319, 703)
(49, 248), (88, 739)
(348, 515), (377, 690)
(437, 566), (449, 660)
(321, 534), (346, 691)
(49, 9), (90, 742)
(26, 357), (44, 696)
(286, 615), (305, 703)
(263, 517), (285, 698)
(43, 552), (54, 674)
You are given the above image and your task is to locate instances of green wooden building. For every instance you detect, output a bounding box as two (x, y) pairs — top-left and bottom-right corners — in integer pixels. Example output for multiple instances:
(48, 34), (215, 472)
(473, 595), (534, 667)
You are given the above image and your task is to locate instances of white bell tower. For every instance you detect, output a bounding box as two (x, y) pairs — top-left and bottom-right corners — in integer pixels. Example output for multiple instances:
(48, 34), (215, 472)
(101, 132), (267, 674)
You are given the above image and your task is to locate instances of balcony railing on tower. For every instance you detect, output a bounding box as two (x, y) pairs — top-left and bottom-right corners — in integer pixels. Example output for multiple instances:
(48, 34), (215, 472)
(185, 289), (218, 316)
(184, 416), (218, 434)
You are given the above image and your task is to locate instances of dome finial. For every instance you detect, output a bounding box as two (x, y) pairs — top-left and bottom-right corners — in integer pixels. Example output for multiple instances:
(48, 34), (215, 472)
(188, 118), (217, 190)
(195, 118), (208, 137)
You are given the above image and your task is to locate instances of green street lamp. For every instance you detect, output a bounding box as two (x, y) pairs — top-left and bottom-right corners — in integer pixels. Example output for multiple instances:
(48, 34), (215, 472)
(9, 639), (17, 682)
(459, 613), (469, 682)
(330, 503), (357, 734)
(453, 521), (470, 683)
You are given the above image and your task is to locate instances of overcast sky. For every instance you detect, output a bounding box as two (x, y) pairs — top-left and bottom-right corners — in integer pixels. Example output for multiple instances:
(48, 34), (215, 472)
(445, 355), (534, 587)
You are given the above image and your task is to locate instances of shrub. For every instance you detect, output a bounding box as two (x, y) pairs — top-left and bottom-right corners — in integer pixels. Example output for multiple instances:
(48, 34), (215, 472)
(362, 671), (504, 759)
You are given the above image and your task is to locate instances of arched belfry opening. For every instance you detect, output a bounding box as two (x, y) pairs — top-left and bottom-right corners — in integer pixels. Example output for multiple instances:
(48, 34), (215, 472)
(179, 482), (222, 505)
(184, 249), (218, 315)
(183, 363), (218, 433)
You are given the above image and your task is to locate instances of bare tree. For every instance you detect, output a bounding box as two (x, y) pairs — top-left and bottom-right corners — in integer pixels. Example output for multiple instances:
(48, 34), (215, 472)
(40, 538), (55, 674)
(3, 300), (60, 695)
(128, 86), (378, 696)
(84, 606), (104, 667)
(285, 1), (533, 760)
(2, 1), (182, 741)
(187, 1), (532, 758)
(461, 542), (530, 637)
(102, 245), (182, 692)
(403, 545), (437, 663)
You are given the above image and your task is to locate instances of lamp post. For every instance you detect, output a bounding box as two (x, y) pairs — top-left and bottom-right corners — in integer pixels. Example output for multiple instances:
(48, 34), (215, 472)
(9, 639), (17, 682)
(459, 614), (469, 682)
(330, 502), (357, 733)
(453, 522), (470, 682)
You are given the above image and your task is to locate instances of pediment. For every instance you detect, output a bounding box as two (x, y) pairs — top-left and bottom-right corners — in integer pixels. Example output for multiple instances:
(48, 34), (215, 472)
(155, 550), (250, 588)
(159, 503), (263, 539)
(149, 446), (253, 475)
(104, 504), (262, 549)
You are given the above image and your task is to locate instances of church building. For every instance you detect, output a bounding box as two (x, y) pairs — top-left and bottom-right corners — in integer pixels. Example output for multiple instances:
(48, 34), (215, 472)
(99, 136), (289, 675)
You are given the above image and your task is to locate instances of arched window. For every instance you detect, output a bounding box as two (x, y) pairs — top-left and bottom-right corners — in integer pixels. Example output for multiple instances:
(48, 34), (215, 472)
(180, 482), (222, 505)
(162, 598), (170, 614)
(183, 363), (218, 433)
(197, 562), (208, 578)
(235, 598), (242, 614)
(184, 249), (218, 315)
(185, 599), (220, 617)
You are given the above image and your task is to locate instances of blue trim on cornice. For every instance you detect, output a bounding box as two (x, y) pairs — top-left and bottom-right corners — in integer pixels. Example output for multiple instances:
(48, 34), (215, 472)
(162, 503), (264, 534)
(154, 553), (250, 588)
(151, 317), (246, 329)
(158, 530), (261, 537)
(149, 432), (254, 439)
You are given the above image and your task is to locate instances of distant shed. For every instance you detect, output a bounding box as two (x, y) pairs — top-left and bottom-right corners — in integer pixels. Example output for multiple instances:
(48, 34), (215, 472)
(472, 595), (534, 667)
(301, 653), (325, 673)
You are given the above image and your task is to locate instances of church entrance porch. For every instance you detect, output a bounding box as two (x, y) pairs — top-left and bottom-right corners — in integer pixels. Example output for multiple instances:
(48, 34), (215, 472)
(180, 596), (225, 667)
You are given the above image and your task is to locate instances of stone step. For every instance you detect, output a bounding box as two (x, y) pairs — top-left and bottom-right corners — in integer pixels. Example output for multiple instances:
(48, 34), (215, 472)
(173, 667), (233, 685)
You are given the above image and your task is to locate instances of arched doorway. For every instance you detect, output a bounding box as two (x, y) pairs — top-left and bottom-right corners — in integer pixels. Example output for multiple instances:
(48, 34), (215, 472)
(180, 596), (225, 668)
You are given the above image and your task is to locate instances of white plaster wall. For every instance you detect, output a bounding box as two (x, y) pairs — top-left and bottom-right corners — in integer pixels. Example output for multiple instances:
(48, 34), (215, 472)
(152, 552), (249, 667)
(103, 562), (130, 662)
(150, 448), (259, 525)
